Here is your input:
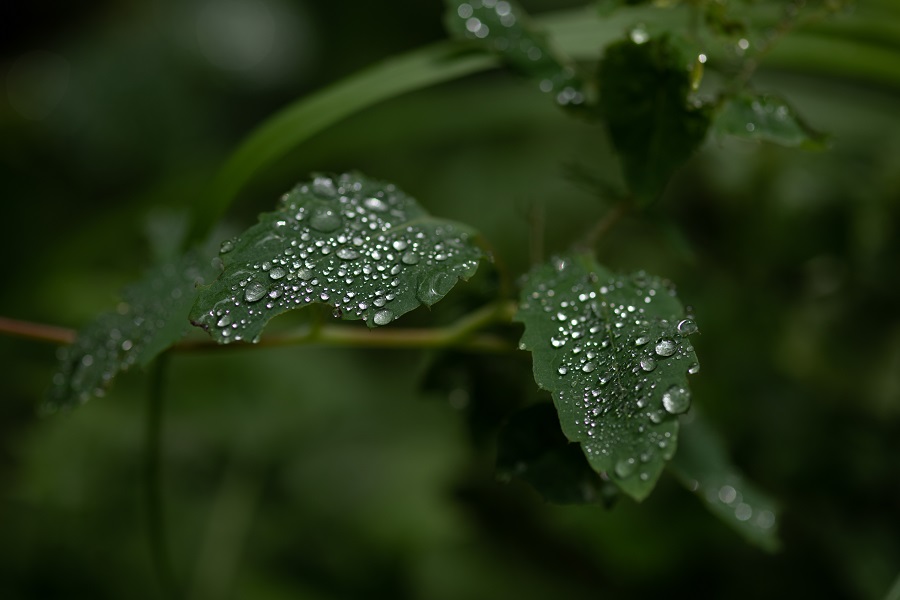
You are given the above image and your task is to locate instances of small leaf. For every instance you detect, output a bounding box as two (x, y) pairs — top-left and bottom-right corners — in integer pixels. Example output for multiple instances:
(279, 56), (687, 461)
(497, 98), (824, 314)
(670, 410), (781, 551)
(714, 92), (828, 149)
(598, 35), (711, 204)
(444, 0), (585, 106)
(190, 173), (482, 343)
(497, 403), (617, 506)
(46, 249), (217, 411)
(516, 254), (700, 501)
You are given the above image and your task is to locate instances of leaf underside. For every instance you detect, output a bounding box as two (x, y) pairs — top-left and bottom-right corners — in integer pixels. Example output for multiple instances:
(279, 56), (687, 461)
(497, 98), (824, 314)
(46, 249), (216, 411)
(190, 173), (483, 343)
(671, 411), (781, 551)
(516, 254), (700, 501)
(598, 35), (711, 204)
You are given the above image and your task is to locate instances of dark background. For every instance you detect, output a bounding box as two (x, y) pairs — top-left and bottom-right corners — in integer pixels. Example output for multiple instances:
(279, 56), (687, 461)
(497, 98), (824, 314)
(1, 1), (899, 598)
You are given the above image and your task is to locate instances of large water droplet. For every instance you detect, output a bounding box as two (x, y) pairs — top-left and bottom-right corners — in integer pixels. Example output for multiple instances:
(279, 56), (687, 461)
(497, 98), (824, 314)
(417, 272), (455, 304)
(309, 206), (342, 232)
(269, 267), (286, 280)
(640, 357), (657, 372)
(219, 239), (234, 254)
(336, 247), (359, 260)
(244, 281), (267, 303)
(655, 338), (677, 357)
(373, 309), (394, 326)
(614, 457), (637, 478)
(662, 385), (691, 414)
(216, 314), (232, 327)
(677, 318), (699, 336)
(363, 197), (388, 212)
(401, 251), (419, 265)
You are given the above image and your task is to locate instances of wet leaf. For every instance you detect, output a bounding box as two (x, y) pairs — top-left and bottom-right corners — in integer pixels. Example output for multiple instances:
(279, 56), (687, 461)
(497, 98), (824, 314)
(715, 92), (828, 149)
(516, 254), (700, 501)
(46, 249), (217, 411)
(497, 403), (618, 506)
(670, 410), (781, 551)
(444, 0), (585, 106)
(598, 35), (711, 204)
(190, 173), (483, 343)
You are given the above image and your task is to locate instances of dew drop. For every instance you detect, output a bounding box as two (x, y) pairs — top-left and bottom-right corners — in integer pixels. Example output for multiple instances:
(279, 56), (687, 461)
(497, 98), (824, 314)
(655, 338), (677, 357)
(582, 362), (595, 373)
(614, 457), (637, 478)
(219, 239), (234, 254)
(687, 362), (700, 375)
(216, 314), (232, 327)
(244, 281), (267, 303)
(392, 240), (408, 251)
(373, 309), (394, 326)
(269, 267), (286, 280)
(401, 251), (419, 265)
(558, 366), (568, 375)
(309, 206), (342, 232)
(640, 357), (657, 372)
(662, 385), (691, 414)
(635, 335), (650, 346)
(363, 197), (388, 212)
(677, 318), (699, 336)
(336, 247), (359, 260)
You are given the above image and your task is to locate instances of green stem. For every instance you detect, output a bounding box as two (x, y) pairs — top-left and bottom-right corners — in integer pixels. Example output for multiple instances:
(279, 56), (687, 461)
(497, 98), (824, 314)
(145, 353), (181, 599)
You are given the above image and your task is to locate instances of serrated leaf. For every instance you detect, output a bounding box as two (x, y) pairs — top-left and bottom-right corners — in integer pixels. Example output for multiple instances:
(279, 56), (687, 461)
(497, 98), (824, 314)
(190, 173), (483, 343)
(670, 410), (781, 551)
(715, 92), (828, 149)
(46, 249), (217, 412)
(444, 0), (585, 106)
(516, 254), (700, 501)
(598, 35), (711, 204)
(497, 403), (617, 506)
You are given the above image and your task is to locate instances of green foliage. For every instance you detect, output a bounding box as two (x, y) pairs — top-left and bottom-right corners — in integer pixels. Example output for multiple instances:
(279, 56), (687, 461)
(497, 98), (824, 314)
(46, 250), (216, 411)
(516, 254), (699, 501)
(598, 36), (711, 204)
(9, 0), (900, 597)
(670, 410), (780, 551)
(715, 92), (828, 148)
(191, 173), (482, 341)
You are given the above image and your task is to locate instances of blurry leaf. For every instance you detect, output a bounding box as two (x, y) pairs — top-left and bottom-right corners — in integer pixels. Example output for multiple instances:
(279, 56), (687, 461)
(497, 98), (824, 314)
(715, 92), (828, 149)
(444, 0), (585, 106)
(497, 403), (617, 506)
(46, 249), (217, 411)
(598, 35), (711, 204)
(516, 254), (700, 501)
(191, 173), (483, 343)
(597, 0), (654, 17)
(670, 410), (781, 552)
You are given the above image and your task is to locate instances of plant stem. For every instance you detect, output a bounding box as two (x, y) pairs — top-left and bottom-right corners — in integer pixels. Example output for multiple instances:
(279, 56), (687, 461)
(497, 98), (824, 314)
(576, 201), (630, 252)
(0, 301), (519, 353)
(145, 353), (181, 599)
(0, 316), (75, 344)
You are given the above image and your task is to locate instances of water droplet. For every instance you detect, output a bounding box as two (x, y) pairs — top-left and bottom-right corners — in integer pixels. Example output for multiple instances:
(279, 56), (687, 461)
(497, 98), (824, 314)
(687, 362), (700, 375)
(630, 24), (649, 44)
(392, 240), (408, 251)
(640, 357), (656, 372)
(269, 267), (286, 280)
(312, 176), (336, 196)
(332, 307), (343, 318)
(363, 197), (388, 212)
(558, 366), (568, 375)
(662, 385), (691, 414)
(401, 251), (419, 265)
(244, 281), (266, 303)
(677, 318), (698, 336)
(655, 338), (677, 357)
(309, 206), (342, 232)
(219, 239), (234, 254)
(614, 458), (637, 478)
(336, 247), (359, 260)
(582, 362), (595, 373)
(417, 272), (455, 304)
(216, 314), (232, 327)
(635, 335), (650, 346)
(373, 309), (394, 326)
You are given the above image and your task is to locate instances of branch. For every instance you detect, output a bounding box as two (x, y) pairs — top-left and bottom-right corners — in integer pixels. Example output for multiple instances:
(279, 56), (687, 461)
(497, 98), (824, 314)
(0, 316), (75, 344)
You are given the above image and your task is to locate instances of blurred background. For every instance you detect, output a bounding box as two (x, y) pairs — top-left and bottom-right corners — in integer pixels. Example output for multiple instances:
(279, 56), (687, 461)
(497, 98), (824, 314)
(1, 0), (899, 598)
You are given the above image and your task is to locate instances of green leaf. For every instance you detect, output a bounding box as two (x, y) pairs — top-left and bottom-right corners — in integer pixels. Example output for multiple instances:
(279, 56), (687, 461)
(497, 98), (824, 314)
(516, 254), (700, 501)
(670, 410), (781, 552)
(190, 173), (483, 343)
(497, 403), (618, 506)
(598, 35), (711, 204)
(444, 0), (585, 106)
(714, 92), (828, 149)
(46, 249), (217, 412)
(596, 0), (654, 17)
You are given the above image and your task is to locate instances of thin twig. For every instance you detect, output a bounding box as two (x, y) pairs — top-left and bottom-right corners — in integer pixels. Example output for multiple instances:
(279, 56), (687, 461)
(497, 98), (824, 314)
(0, 316), (75, 344)
(575, 201), (630, 252)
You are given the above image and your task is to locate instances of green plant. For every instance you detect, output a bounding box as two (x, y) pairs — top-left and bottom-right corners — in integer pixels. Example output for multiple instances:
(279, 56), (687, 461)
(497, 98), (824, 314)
(3, 0), (900, 598)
